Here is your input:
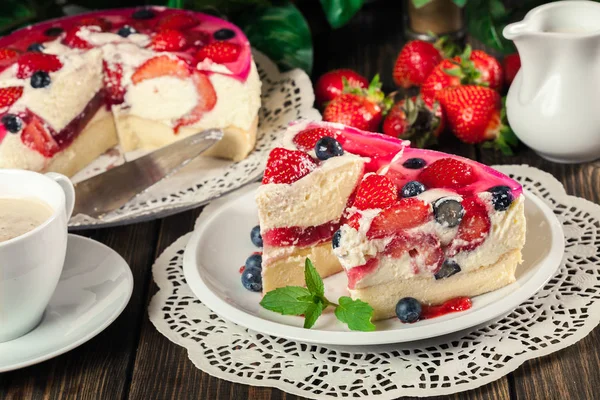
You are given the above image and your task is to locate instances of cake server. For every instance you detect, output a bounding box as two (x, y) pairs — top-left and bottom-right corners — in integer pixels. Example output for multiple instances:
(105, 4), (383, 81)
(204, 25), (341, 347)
(73, 128), (223, 219)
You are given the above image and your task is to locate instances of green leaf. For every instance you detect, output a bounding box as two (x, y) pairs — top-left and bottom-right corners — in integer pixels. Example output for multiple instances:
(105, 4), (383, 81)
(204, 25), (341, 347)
(167, 0), (184, 8)
(319, 0), (365, 29)
(412, 0), (433, 8)
(236, 2), (313, 73)
(451, 0), (467, 7)
(260, 286), (314, 315)
(304, 301), (324, 329)
(304, 258), (325, 297)
(334, 296), (376, 332)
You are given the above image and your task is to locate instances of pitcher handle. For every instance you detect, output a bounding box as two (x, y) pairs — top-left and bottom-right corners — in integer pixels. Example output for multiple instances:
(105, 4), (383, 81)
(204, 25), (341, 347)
(45, 172), (75, 220)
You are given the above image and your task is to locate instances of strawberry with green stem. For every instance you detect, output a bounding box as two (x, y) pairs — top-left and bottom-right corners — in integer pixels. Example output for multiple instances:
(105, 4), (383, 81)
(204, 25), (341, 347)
(383, 95), (445, 148)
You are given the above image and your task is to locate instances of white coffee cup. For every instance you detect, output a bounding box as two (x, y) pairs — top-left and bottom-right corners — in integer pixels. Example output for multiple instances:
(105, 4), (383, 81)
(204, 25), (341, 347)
(0, 169), (74, 342)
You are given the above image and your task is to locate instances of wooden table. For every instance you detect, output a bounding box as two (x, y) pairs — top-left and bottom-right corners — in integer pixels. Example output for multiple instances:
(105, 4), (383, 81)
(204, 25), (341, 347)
(1, 2), (599, 399)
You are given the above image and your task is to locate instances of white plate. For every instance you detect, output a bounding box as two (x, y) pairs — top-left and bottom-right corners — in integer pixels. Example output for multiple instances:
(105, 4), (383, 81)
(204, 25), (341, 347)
(183, 183), (564, 345)
(0, 234), (133, 372)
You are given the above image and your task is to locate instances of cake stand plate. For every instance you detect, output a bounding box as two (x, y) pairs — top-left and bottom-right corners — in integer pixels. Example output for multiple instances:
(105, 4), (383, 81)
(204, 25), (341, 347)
(182, 183), (564, 345)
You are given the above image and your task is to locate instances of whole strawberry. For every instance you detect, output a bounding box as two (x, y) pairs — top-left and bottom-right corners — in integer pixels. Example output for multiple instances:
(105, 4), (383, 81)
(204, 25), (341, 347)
(315, 69), (368, 108)
(503, 53), (521, 87)
(437, 85), (518, 154)
(470, 49), (503, 91)
(323, 75), (391, 132)
(393, 40), (442, 88)
(420, 59), (462, 108)
(382, 96), (445, 148)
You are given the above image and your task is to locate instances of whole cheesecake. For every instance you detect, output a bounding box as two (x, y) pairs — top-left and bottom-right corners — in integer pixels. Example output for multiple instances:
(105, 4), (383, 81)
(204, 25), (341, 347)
(257, 121), (526, 320)
(0, 7), (261, 176)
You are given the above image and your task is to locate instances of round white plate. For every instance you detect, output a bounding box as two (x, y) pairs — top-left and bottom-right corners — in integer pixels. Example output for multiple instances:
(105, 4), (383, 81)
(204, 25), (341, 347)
(0, 234), (133, 372)
(183, 183), (565, 345)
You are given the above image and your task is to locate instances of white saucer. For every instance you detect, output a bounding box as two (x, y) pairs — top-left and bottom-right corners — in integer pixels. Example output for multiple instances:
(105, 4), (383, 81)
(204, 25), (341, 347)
(183, 183), (565, 345)
(0, 234), (133, 372)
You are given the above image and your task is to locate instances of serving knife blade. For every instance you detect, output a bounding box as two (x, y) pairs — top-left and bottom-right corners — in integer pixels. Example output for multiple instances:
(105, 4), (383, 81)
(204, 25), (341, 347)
(73, 128), (223, 219)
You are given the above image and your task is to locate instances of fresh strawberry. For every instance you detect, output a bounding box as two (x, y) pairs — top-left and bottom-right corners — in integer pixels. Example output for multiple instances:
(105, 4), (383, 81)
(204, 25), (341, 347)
(368, 197), (431, 238)
(21, 114), (59, 157)
(418, 157), (477, 189)
(16, 53), (62, 79)
(150, 29), (188, 51)
(385, 233), (443, 273)
(323, 75), (391, 132)
(420, 59), (462, 108)
(131, 55), (190, 84)
(382, 96), (445, 148)
(102, 61), (125, 105)
(449, 197), (490, 255)
(292, 127), (338, 151)
(174, 71), (217, 131)
(393, 40), (442, 88)
(157, 13), (198, 31)
(315, 69), (368, 107)
(469, 49), (503, 91)
(77, 17), (111, 31)
(63, 25), (97, 49)
(262, 148), (317, 185)
(503, 53), (520, 86)
(0, 87), (23, 108)
(195, 42), (241, 63)
(353, 174), (398, 210)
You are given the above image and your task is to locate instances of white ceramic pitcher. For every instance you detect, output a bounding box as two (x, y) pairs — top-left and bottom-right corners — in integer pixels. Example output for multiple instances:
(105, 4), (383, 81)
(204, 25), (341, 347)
(504, 1), (600, 163)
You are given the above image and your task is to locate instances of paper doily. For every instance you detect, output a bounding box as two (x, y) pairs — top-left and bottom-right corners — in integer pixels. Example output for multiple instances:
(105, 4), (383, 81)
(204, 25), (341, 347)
(69, 50), (320, 229)
(149, 165), (600, 398)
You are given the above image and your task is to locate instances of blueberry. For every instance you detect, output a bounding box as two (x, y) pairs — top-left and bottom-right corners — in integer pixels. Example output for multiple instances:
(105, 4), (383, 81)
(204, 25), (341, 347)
(332, 229), (342, 249)
(1, 114), (22, 133)
(132, 8), (156, 20)
(434, 259), (461, 280)
(117, 26), (136, 38)
(433, 198), (464, 228)
(402, 158), (426, 169)
(245, 253), (262, 270)
(401, 180), (426, 198)
(315, 136), (344, 160)
(488, 185), (514, 211)
(250, 225), (263, 247)
(30, 71), (51, 89)
(44, 27), (63, 37)
(27, 43), (45, 52)
(395, 297), (422, 323)
(241, 267), (262, 292)
(213, 28), (236, 40)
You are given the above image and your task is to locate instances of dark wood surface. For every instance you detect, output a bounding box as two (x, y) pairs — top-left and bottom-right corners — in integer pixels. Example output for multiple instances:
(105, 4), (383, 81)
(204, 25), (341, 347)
(1, 1), (599, 399)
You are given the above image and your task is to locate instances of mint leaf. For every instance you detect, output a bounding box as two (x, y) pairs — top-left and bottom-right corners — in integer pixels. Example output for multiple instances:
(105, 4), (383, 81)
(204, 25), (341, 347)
(304, 258), (324, 297)
(260, 286), (313, 315)
(303, 301), (324, 329)
(334, 296), (376, 332)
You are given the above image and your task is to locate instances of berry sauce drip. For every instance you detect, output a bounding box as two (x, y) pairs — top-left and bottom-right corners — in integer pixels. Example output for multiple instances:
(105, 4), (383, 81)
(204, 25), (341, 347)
(420, 297), (472, 320)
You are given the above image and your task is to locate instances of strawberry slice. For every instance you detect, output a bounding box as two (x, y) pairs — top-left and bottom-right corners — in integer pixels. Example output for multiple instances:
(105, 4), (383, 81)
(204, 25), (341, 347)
(174, 71), (216, 131)
(186, 30), (211, 47)
(449, 197), (490, 255)
(418, 157), (477, 189)
(385, 233), (444, 273)
(16, 53), (62, 79)
(63, 26), (97, 49)
(353, 174), (398, 210)
(131, 55), (190, 84)
(292, 127), (338, 151)
(150, 29), (188, 51)
(157, 13), (198, 30)
(77, 17), (111, 31)
(0, 87), (23, 108)
(368, 197), (431, 238)
(195, 42), (241, 64)
(262, 148), (317, 185)
(0, 48), (19, 61)
(21, 114), (59, 157)
(102, 61), (125, 105)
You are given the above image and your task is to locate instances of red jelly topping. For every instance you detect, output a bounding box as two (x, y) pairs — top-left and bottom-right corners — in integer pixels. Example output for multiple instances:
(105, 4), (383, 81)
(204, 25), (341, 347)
(421, 297), (472, 320)
(239, 266), (245, 274)
(346, 258), (379, 289)
(262, 221), (340, 247)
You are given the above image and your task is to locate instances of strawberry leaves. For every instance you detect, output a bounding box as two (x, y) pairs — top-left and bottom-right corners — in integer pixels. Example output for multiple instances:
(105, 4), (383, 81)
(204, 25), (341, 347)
(260, 258), (376, 331)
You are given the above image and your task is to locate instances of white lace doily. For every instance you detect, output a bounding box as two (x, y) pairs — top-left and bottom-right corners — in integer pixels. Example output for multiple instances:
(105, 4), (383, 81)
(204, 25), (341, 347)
(149, 164), (600, 398)
(69, 50), (320, 229)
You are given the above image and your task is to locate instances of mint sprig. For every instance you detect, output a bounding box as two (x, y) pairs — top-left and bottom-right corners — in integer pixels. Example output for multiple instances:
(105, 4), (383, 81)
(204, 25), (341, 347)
(260, 258), (376, 331)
